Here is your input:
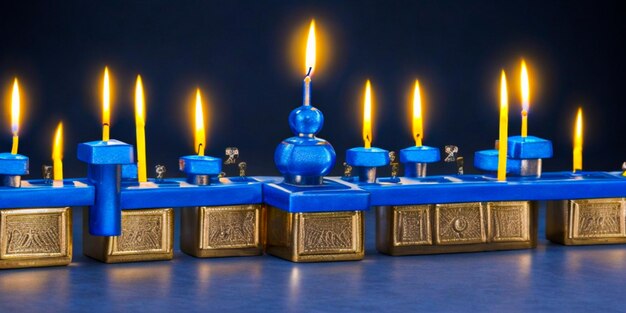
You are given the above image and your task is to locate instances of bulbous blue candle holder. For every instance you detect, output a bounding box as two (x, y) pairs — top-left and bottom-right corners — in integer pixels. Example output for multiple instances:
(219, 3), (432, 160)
(77, 139), (134, 236)
(399, 145), (440, 177)
(274, 104), (336, 185)
(346, 147), (390, 183)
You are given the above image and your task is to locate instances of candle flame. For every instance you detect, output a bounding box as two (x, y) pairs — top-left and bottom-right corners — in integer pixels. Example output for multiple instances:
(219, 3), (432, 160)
(498, 70), (509, 182)
(573, 107), (583, 172)
(102, 66), (111, 141)
(11, 78), (20, 136)
(52, 122), (63, 161)
(412, 80), (423, 146)
(521, 59), (530, 112)
(52, 122), (64, 180)
(363, 80), (373, 149)
(135, 75), (145, 127)
(305, 19), (316, 76)
(194, 88), (206, 156)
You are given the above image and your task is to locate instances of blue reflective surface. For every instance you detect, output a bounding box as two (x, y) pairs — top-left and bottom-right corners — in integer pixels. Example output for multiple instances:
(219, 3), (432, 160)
(1, 205), (625, 312)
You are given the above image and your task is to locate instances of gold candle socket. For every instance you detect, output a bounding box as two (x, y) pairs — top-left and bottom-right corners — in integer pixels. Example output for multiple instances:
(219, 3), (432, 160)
(547, 198), (626, 245)
(180, 204), (264, 258)
(266, 206), (364, 262)
(376, 201), (537, 255)
(83, 208), (174, 263)
(0, 207), (72, 269)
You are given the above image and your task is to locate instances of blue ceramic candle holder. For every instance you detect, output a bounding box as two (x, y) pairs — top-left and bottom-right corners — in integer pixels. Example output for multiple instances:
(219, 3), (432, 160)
(346, 147), (390, 183)
(399, 145), (440, 177)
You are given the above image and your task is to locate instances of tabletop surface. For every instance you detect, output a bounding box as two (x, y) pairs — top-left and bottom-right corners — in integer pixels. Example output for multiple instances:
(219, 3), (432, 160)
(1, 204), (625, 312)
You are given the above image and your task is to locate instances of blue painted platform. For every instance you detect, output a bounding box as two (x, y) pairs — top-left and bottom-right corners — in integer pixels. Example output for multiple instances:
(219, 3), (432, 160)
(120, 177), (265, 209)
(335, 171), (626, 206)
(0, 179), (94, 209)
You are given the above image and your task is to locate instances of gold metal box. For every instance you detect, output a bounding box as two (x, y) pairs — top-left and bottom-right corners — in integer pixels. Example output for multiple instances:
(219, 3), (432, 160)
(266, 206), (364, 262)
(376, 201), (537, 255)
(180, 204), (264, 258)
(83, 208), (174, 263)
(0, 207), (72, 269)
(546, 198), (626, 245)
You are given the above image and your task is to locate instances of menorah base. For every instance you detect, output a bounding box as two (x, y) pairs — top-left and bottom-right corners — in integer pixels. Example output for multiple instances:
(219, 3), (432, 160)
(83, 208), (174, 263)
(180, 204), (264, 258)
(0, 207), (72, 269)
(266, 206), (364, 262)
(547, 198), (626, 245)
(376, 201), (537, 255)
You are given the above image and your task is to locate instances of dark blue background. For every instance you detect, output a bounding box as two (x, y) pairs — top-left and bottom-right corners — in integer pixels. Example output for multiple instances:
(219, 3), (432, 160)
(1, 1), (624, 177)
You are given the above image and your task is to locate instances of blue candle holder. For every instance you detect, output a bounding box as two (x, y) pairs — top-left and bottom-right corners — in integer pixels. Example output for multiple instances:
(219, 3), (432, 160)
(475, 136), (553, 177)
(77, 139), (134, 236)
(346, 147), (390, 183)
(399, 145), (440, 177)
(179, 155), (222, 185)
(0, 152), (29, 187)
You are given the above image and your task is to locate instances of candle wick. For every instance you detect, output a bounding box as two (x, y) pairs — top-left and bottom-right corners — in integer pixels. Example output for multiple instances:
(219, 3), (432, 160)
(306, 67), (312, 77)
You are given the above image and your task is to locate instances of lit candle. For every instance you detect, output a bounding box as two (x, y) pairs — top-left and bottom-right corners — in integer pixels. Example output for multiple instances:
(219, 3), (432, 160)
(520, 59), (530, 137)
(52, 122), (63, 180)
(11, 78), (20, 155)
(102, 66), (111, 141)
(363, 80), (373, 149)
(194, 88), (206, 156)
(303, 19), (315, 106)
(135, 75), (147, 182)
(412, 80), (423, 147)
(573, 107), (583, 172)
(498, 70), (509, 181)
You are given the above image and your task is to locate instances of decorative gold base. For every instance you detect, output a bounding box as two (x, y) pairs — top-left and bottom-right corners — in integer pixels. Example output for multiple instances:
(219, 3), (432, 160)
(376, 201), (537, 255)
(0, 207), (72, 269)
(547, 198), (626, 245)
(180, 204), (264, 258)
(83, 208), (174, 263)
(266, 206), (364, 262)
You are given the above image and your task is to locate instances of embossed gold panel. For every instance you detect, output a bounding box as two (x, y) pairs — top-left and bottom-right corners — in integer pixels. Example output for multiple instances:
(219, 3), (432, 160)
(266, 206), (364, 262)
(0, 207), (72, 269)
(547, 198), (626, 245)
(83, 208), (173, 263)
(376, 201), (537, 256)
(180, 204), (264, 258)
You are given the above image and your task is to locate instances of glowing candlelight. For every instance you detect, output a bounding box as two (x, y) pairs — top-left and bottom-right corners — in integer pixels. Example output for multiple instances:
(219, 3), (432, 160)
(52, 122), (63, 180)
(135, 75), (147, 182)
(194, 88), (206, 156)
(303, 19), (316, 106)
(520, 60), (530, 137)
(363, 80), (373, 149)
(10, 78), (20, 155)
(498, 70), (509, 182)
(573, 107), (583, 172)
(102, 66), (111, 141)
(412, 80), (423, 147)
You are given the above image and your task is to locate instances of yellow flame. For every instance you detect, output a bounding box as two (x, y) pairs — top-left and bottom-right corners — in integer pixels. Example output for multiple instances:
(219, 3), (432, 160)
(573, 107), (583, 172)
(305, 19), (316, 75)
(363, 80), (373, 149)
(135, 75), (147, 182)
(52, 122), (63, 180)
(11, 78), (20, 135)
(102, 66), (111, 141)
(135, 75), (145, 127)
(498, 70), (509, 182)
(412, 80), (423, 147)
(521, 59), (530, 112)
(195, 88), (206, 156)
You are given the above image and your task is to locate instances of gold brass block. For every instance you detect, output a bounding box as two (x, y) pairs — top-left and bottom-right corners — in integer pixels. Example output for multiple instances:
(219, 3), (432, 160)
(376, 201), (537, 255)
(266, 206), (364, 262)
(546, 198), (626, 245)
(0, 207), (72, 269)
(180, 204), (264, 258)
(83, 208), (174, 263)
